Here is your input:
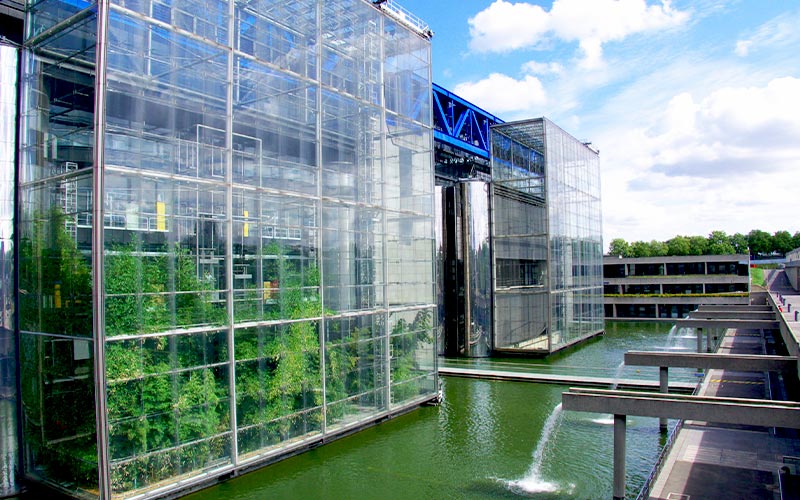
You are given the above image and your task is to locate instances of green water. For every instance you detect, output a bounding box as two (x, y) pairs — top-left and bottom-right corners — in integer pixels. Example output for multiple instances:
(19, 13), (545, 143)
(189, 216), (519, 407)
(188, 322), (695, 500)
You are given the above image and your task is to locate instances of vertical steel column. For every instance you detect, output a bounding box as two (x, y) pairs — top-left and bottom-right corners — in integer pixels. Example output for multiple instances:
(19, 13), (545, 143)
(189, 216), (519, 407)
(542, 122), (552, 353)
(659, 366), (668, 431)
(92, 1), (111, 495)
(377, 7), (391, 411)
(315, 0), (328, 432)
(696, 327), (703, 353)
(706, 329), (712, 353)
(461, 184), (471, 355)
(613, 414), (626, 500)
(427, 54), (438, 392)
(224, 0), (238, 463)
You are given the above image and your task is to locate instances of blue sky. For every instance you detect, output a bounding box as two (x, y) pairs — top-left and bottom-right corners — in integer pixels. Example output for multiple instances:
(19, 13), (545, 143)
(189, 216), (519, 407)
(396, 0), (800, 247)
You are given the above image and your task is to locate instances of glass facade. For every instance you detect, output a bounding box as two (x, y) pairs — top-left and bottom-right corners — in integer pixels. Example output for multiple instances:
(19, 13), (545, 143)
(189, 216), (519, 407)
(0, 43), (19, 497)
(18, 0), (436, 497)
(491, 118), (603, 353)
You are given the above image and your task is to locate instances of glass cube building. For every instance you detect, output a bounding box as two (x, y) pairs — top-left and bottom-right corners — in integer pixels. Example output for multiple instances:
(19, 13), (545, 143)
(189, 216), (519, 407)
(491, 118), (604, 353)
(433, 90), (604, 356)
(16, 0), (437, 497)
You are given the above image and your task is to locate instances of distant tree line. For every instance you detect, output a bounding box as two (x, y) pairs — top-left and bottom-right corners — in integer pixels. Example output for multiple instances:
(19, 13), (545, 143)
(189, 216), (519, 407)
(607, 230), (800, 258)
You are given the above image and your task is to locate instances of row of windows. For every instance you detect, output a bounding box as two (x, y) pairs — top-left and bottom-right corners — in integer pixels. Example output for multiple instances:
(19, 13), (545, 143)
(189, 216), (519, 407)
(604, 262), (749, 278)
(604, 283), (748, 295)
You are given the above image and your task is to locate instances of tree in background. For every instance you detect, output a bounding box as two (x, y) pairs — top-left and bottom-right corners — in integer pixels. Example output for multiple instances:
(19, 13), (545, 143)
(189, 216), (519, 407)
(650, 240), (668, 256)
(747, 229), (772, 256)
(730, 232), (749, 254)
(608, 238), (630, 257)
(666, 236), (691, 256)
(629, 240), (652, 258)
(773, 230), (795, 255)
(707, 230), (735, 255)
(607, 228), (799, 257)
(687, 235), (709, 255)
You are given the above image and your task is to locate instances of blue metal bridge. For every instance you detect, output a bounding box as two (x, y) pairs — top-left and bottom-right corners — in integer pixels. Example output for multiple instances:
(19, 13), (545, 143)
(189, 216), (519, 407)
(432, 83), (503, 159)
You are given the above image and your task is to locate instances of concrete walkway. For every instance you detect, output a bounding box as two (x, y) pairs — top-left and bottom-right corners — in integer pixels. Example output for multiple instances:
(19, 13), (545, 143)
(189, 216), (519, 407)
(647, 271), (800, 500)
(438, 365), (697, 392)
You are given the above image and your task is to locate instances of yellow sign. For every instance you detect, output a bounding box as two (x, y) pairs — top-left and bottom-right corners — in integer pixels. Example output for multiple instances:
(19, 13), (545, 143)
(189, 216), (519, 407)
(156, 201), (166, 231)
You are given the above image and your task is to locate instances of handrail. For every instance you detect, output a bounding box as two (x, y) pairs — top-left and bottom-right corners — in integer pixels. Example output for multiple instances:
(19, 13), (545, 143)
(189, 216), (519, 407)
(635, 373), (703, 500)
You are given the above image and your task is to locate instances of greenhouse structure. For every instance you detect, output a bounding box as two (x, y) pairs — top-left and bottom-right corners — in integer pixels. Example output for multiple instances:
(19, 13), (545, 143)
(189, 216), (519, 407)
(10, 0), (438, 498)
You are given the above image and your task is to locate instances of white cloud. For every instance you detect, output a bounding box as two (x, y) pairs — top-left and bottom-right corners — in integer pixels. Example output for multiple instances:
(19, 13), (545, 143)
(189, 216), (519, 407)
(521, 60), (565, 76)
(595, 76), (800, 242)
(734, 11), (800, 58)
(467, 1), (550, 53)
(734, 40), (751, 57)
(468, 0), (689, 67)
(452, 73), (547, 114)
(649, 77), (800, 177)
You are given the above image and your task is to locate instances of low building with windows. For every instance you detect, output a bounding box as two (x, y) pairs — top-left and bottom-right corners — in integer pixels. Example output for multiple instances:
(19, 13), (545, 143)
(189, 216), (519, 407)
(603, 254), (750, 320)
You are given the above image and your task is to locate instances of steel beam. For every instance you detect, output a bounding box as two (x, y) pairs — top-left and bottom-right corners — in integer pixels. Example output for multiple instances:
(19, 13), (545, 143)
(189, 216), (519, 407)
(676, 318), (778, 329)
(697, 305), (772, 312)
(624, 351), (797, 372)
(562, 388), (800, 428)
(689, 311), (776, 320)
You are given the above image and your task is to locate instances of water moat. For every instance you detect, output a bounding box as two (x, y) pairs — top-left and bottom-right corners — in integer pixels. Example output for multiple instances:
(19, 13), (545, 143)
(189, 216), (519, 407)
(187, 322), (698, 500)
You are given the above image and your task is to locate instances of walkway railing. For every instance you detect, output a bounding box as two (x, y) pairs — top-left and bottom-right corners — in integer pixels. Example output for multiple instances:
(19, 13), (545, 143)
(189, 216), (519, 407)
(634, 419), (683, 500)
(635, 375), (703, 500)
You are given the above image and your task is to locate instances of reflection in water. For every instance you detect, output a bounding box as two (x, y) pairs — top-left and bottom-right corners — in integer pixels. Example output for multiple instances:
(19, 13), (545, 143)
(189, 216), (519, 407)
(467, 380), (497, 456)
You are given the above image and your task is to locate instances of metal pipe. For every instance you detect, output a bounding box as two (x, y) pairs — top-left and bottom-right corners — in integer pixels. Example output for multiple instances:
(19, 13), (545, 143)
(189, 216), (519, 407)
(92, 1), (112, 495)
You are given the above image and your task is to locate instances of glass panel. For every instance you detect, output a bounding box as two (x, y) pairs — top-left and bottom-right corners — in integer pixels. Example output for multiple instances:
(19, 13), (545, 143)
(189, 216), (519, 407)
(234, 323), (322, 460)
(19, 334), (98, 494)
(106, 333), (232, 494)
(232, 192), (319, 324)
(234, 0), (316, 78)
(19, 18), (97, 185)
(0, 45), (18, 496)
(322, 203), (383, 313)
(18, 8), (99, 497)
(324, 314), (385, 429)
(27, 0), (96, 41)
(389, 308), (434, 407)
(233, 55), (317, 195)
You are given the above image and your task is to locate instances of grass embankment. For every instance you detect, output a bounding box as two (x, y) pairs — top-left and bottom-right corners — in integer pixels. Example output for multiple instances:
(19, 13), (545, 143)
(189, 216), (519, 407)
(750, 267), (765, 288)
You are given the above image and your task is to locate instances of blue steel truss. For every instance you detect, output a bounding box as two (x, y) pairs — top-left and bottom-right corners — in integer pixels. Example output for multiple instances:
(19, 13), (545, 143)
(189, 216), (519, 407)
(432, 83), (503, 159)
